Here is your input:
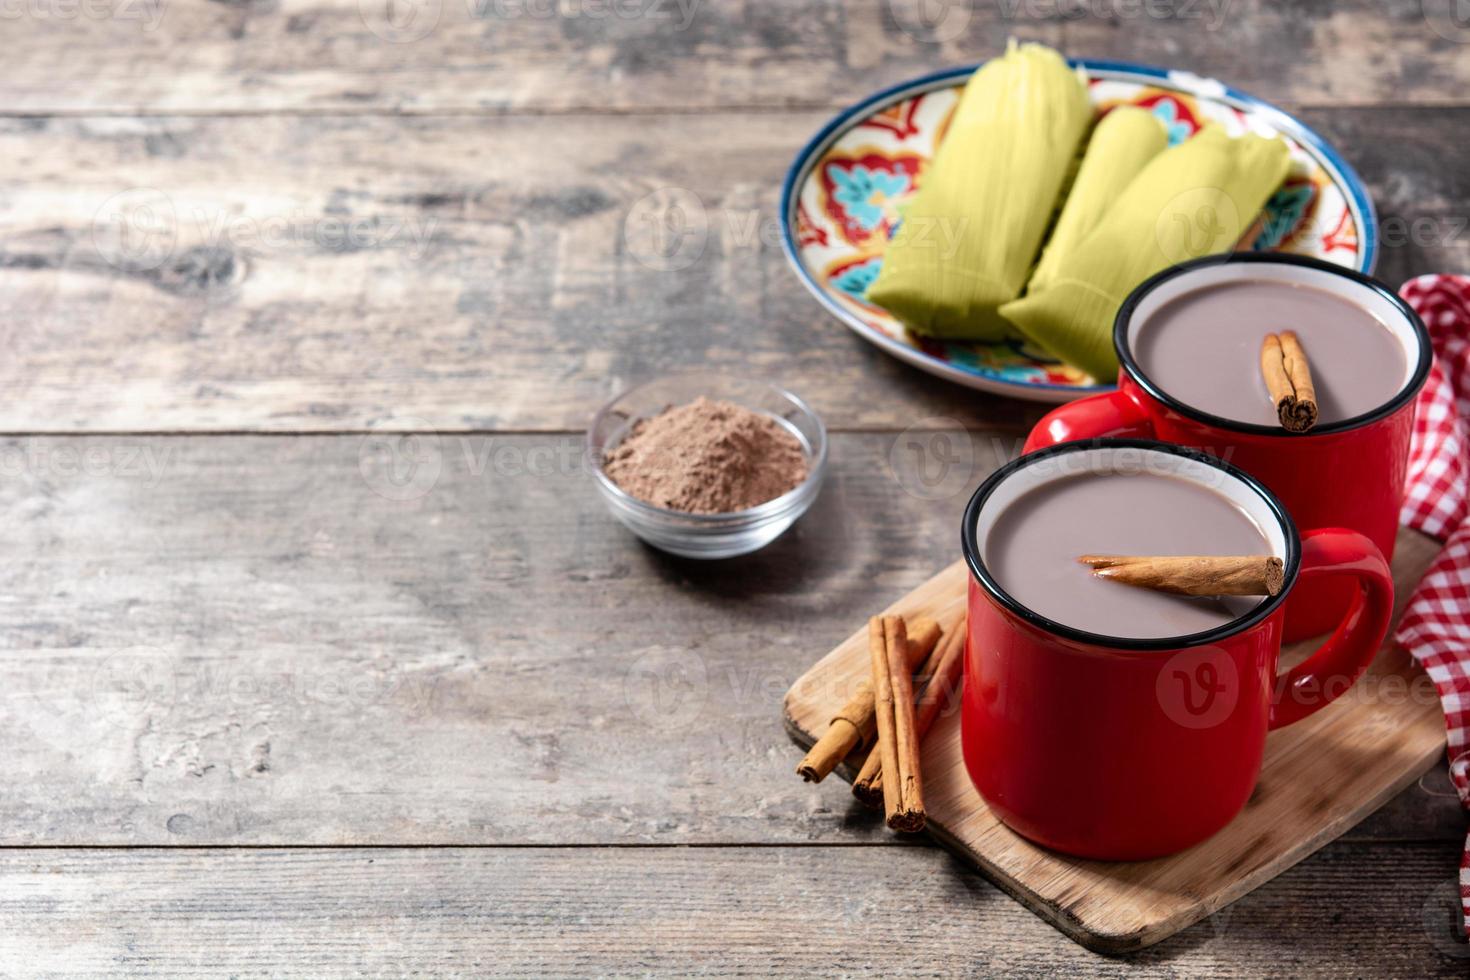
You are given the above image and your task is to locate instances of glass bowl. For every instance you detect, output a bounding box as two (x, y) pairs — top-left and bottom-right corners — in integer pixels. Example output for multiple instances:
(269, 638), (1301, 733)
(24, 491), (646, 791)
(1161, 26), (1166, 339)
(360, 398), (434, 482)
(586, 373), (828, 559)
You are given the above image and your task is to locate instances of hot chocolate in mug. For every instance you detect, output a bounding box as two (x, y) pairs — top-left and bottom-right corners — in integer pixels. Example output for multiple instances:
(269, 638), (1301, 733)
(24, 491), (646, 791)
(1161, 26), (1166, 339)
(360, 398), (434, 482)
(961, 440), (1393, 860)
(1024, 254), (1429, 641)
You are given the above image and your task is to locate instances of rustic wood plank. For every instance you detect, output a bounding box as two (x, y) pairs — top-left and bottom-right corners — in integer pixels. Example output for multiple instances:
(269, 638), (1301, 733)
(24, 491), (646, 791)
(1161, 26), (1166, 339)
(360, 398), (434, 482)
(1296, 106), (1470, 289)
(0, 844), (1465, 976)
(0, 430), (1005, 844)
(0, 112), (1049, 433)
(0, 432), (1458, 846)
(0, 108), (1463, 432)
(4, 1), (1469, 114)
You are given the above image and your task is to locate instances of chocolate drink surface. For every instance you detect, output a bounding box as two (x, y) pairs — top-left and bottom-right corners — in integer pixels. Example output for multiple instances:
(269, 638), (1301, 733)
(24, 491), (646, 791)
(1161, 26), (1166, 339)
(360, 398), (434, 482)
(1133, 279), (1406, 427)
(981, 472), (1272, 638)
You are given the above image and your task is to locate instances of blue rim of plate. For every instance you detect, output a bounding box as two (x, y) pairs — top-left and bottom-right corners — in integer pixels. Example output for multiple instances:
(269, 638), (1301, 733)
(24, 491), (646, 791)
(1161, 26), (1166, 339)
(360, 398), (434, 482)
(778, 59), (1379, 398)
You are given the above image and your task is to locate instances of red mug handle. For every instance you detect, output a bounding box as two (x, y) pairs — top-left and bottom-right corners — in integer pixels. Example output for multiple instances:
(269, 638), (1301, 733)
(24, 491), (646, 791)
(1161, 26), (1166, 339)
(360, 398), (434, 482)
(1269, 528), (1394, 729)
(1023, 385), (1156, 453)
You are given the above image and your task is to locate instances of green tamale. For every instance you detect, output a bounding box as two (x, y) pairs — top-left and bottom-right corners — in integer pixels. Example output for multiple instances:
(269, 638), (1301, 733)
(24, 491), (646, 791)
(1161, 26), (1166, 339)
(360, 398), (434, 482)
(1028, 105), (1168, 293)
(999, 125), (1291, 380)
(865, 42), (1091, 341)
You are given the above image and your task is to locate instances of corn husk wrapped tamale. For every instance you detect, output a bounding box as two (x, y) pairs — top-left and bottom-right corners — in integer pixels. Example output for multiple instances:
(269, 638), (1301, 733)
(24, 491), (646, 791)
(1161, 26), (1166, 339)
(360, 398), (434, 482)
(999, 125), (1291, 380)
(865, 42), (1091, 341)
(1028, 106), (1168, 293)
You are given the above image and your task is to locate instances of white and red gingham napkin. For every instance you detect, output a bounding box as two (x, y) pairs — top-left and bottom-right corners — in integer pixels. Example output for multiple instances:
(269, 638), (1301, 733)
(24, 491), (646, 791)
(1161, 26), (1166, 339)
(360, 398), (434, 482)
(1396, 274), (1470, 934)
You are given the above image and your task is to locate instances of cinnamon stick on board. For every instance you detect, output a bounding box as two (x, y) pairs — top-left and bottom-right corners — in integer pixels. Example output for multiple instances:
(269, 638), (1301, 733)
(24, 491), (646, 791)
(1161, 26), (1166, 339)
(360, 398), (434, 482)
(795, 617), (940, 782)
(1261, 331), (1319, 433)
(1078, 554), (1284, 597)
(870, 615), (926, 832)
(853, 615), (966, 810)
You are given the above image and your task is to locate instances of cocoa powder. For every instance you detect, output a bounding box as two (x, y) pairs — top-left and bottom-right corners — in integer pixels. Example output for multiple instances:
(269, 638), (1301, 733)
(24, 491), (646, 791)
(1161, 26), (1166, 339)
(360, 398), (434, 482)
(603, 397), (809, 514)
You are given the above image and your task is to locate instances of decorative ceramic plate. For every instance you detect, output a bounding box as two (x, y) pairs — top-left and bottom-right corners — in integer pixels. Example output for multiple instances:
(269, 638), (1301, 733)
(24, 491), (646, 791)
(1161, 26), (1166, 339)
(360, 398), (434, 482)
(779, 61), (1377, 403)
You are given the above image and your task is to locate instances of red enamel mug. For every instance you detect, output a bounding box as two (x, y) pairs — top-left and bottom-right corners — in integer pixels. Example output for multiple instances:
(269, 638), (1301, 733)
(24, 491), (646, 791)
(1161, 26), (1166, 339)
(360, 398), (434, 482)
(961, 440), (1393, 860)
(1024, 254), (1429, 641)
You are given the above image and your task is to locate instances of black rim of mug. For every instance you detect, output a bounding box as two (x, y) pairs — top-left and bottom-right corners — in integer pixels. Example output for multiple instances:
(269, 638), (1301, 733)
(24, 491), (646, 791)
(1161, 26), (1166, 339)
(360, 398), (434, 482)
(1113, 252), (1433, 437)
(960, 438), (1303, 652)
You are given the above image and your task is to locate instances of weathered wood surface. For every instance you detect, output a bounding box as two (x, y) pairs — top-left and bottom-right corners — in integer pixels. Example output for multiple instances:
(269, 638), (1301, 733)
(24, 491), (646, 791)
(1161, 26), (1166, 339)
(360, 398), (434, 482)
(0, 844), (1466, 977)
(2, 2), (1468, 972)
(0, 111), (1045, 433)
(0, 108), (1465, 432)
(0, 431), (1010, 844)
(7, 1), (1470, 114)
(0, 432), (1457, 849)
(785, 529), (1447, 952)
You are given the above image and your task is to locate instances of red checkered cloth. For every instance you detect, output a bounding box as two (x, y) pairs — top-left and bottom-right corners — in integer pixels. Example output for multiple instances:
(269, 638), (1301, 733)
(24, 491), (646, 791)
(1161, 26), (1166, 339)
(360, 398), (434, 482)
(1397, 274), (1470, 935)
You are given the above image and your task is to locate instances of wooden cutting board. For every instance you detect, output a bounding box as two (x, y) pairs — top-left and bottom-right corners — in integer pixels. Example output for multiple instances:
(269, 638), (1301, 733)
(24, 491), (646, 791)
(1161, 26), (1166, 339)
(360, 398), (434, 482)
(783, 527), (1447, 954)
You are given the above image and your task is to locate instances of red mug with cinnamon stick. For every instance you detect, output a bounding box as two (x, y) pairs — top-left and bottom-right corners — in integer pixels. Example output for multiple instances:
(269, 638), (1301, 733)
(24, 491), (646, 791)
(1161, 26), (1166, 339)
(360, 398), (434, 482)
(1024, 254), (1430, 641)
(961, 441), (1393, 860)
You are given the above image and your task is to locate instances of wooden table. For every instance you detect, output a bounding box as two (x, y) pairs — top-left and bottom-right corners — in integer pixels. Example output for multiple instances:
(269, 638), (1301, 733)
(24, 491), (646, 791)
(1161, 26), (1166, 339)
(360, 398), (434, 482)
(2, 2), (1468, 975)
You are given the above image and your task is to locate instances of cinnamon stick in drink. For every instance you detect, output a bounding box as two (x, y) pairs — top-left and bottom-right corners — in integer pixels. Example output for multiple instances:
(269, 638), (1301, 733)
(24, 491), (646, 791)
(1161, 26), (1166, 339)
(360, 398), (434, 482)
(795, 617), (940, 782)
(870, 615), (926, 832)
(1261, 331), (1319, 433)
(853, 615), (966, 809)
(1078, 554), (1284, 597)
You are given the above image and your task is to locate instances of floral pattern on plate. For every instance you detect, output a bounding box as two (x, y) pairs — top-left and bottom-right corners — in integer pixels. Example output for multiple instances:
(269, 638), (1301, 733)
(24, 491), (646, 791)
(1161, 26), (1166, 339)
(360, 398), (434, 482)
(781, 61), (1376, 403)
(816, 151), (925, 248)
